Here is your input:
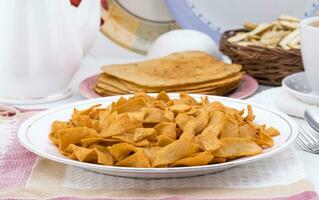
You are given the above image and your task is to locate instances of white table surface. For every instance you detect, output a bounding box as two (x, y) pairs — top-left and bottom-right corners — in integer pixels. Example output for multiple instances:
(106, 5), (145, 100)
(34, 34), (319, 192)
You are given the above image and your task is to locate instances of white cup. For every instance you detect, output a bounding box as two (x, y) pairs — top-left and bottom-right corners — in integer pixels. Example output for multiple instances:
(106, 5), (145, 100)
(301, 16), (319, 93)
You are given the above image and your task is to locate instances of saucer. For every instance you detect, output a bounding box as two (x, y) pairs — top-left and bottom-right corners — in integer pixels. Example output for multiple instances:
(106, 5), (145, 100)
(0, 89), (72, 105)
(282, 72), (319, 105)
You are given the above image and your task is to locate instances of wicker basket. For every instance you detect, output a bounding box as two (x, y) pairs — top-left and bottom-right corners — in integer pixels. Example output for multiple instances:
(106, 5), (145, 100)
(220, 29), (304, 86)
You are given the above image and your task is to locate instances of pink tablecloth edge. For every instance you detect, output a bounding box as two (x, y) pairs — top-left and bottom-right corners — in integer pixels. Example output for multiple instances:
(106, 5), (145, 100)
(50, 191), (319, 200)
(0, 113), (318, 200)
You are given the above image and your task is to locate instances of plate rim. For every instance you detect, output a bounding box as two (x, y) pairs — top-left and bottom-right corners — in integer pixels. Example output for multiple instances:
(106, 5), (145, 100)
(18, 93), (298, 174)
(79, 74), (259, 100)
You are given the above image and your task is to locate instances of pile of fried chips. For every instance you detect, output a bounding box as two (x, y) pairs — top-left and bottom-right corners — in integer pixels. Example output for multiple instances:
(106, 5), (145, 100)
(94, 51), (243, 96)
(49, 92), (280, 168)
(228, 15), (300, 50)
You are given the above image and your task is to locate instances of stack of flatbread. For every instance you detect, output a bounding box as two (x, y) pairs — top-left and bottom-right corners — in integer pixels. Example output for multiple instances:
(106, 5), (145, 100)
(94, 51), (243, 96)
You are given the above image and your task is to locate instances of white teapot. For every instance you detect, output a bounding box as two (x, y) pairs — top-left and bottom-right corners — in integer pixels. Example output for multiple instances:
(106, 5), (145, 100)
(0, 0), (100, 104)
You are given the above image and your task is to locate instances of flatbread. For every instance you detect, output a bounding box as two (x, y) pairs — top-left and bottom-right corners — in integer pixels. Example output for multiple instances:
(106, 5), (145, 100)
(101, 51), (242, 87)
(94, 87), (122, 96)
(95, 80), (127, 94)
(97, 72), (243, 92)
(94, 79), (241, 97)
(198, 81), (241, 95)
(95, 75), (241, 94)
(96, 74), (132, 93)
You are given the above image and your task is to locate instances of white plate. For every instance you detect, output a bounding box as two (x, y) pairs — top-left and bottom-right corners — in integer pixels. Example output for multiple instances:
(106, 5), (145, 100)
(282, 72), (319, 105)
(18, 94), (298, 178)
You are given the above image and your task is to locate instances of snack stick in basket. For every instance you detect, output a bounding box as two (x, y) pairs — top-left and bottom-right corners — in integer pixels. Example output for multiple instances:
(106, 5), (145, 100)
(248, 23), (274, 36)
(250, 39), (263, 46)
(279, 29), (300, 50)
(278, 20), (299, 30)
(228, 32), (248, 43)
(288, 35), (300, 49)
(227, 23), (273, 43)
(243, 22), (258, 30)
(260, 31), (289, 46)
(278, 14), (301, 22)
(236, 41), (256, 47)
(288, 43), (300, 49)
(272, 21), (285, 31)
(247, 34), (260, 40)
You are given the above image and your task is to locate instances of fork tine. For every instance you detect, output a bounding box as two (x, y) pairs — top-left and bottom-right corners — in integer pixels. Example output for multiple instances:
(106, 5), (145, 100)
(295, 139), (305, 151)
(302, 126), (318, 142)
(296, 137), (311, 151)
(299, 128), (316, 146)
(298, 139), (317, 153)
(299, 130), (313, 146)
(297, 125), (319, 153)
(301, 127), (319, 151)
(296, 135), (312, 150)
(303, 128), (319, 143)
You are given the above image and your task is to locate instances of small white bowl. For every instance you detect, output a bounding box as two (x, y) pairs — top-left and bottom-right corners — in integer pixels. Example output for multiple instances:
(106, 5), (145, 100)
(282, 72), (319, 105)
(147, 29), (222, 59)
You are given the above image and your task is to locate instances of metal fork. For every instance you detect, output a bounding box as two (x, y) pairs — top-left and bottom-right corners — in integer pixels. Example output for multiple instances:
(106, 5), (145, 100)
(296, 125), (319, 153)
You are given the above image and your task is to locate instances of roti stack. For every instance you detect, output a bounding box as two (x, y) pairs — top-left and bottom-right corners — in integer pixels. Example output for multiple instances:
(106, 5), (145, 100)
(94, 51), (243, 96)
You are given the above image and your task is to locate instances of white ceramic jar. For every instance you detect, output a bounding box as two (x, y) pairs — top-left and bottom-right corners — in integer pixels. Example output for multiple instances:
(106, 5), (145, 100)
(0, 0), (100, 104)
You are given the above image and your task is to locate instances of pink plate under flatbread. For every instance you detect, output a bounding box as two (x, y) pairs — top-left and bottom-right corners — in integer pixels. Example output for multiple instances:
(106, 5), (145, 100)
(79, 74), (258, 99)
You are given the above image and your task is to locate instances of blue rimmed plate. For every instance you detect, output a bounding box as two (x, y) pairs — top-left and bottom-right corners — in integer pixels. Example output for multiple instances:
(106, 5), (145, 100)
(165, 0), (319, 42)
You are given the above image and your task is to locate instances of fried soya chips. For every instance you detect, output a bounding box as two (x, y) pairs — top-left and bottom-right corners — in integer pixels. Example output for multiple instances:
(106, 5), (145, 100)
(49, 92), (280, 168)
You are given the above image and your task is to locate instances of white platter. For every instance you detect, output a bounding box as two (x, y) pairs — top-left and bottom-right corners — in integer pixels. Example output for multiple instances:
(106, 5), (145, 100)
(18, 94), (298, 178)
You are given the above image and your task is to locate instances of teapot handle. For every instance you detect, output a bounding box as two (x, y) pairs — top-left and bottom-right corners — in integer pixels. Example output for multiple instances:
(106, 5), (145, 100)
(75, 0), (100, 55)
